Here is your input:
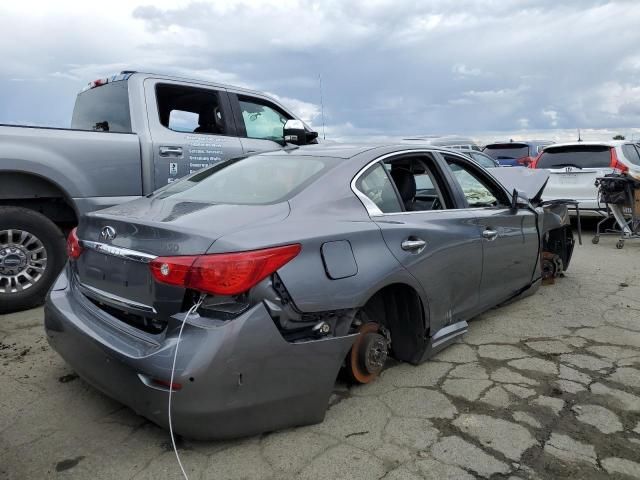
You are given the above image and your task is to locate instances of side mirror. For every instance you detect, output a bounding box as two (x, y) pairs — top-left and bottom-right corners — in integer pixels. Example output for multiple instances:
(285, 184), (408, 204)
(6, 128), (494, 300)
(283, 119), (307, 146)
(511, 188), (530, 210)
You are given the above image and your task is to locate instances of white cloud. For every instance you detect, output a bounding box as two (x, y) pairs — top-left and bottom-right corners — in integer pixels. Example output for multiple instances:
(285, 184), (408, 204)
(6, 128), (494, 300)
(452, 64), (482, 77)
(2, 0), (640, 138)
(542, 109), (559, 127)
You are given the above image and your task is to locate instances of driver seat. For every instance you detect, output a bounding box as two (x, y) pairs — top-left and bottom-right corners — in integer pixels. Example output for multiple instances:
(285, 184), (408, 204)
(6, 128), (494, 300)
(390, 168), (416, 211)
(194, 108), (218, 134)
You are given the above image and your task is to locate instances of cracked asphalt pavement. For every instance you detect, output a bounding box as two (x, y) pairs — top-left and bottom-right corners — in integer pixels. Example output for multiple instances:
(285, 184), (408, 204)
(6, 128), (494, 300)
(1, 228), (639, 479)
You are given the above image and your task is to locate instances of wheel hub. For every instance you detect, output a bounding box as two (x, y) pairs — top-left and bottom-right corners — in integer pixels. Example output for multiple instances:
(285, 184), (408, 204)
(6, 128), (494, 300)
(0, 229), (48, 293)
(0, 248), (29, 274)
(362, 334), (389, 373)
(347, 322), (390, 384)
(541, 252), (563, 285)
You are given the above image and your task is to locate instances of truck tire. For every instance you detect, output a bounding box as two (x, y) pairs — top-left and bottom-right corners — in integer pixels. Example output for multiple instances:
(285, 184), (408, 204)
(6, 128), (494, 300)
(0, 207), (67, 313)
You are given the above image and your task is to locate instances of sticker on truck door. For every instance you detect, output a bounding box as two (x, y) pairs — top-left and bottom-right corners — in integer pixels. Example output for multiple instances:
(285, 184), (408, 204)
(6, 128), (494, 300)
(169, 163), (178, 176)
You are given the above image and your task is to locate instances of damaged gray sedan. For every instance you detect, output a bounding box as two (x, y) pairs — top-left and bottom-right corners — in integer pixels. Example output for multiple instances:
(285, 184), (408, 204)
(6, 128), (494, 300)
(45, 144), (575, 439)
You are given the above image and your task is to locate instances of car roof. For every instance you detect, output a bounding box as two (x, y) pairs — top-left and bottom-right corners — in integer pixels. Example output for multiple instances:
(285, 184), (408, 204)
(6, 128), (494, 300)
(485, 140), (553, 146)
(543, 140), (627, 149)
(455, 148), (488, 154)
(128, 71), (272, 97)
(403, 135), (478, 145)
(257, 143), (474, 159)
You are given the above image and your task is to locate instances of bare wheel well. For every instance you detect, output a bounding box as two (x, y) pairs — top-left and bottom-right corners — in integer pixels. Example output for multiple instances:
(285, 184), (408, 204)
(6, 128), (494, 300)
(0, 173), (77, 229)
(361, 283), (427, 364)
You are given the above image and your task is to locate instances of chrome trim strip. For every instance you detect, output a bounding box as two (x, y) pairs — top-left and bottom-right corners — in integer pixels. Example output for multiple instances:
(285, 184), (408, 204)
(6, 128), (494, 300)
(350, 149), (470, 217)
(80, 240), (157, 264)
(77, 282), (157, 314)
(350, 148), (511, 218)
(431, 320), (468, 348)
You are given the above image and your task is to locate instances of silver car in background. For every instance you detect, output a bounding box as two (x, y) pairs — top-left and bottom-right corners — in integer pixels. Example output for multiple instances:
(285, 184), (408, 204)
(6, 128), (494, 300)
(532, 141), (640, 216)
(403, 135), (482, 151)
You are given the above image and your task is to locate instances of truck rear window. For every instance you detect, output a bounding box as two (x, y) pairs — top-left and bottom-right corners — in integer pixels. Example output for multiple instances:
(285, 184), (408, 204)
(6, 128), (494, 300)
(536, 145), (611, 169)
(483, 143), (529, 160)
(71, 82), (132, 133)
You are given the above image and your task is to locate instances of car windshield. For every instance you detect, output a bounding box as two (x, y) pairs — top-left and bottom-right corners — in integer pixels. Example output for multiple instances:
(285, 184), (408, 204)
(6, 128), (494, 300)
(155, 154), (337, 205)
(537, 145), (611, 169)
(483, 144), (529, 159)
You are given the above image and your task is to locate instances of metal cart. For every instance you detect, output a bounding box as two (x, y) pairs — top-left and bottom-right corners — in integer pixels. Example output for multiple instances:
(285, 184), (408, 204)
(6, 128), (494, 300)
(593, 174), (640, 249)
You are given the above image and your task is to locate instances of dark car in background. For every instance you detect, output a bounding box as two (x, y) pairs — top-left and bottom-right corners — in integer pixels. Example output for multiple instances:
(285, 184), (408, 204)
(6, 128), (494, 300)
(45, 144), (577, 439)
(483, 140), (554, 167)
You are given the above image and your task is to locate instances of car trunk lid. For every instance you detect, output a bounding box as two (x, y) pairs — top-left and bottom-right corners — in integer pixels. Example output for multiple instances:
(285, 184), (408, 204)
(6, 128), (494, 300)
(74, 197), (290, 329)
(536, 145), (614, 202)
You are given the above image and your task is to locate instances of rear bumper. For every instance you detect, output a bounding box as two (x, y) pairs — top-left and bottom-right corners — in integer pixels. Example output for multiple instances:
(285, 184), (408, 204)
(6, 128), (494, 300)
(44, 267), (355, 440)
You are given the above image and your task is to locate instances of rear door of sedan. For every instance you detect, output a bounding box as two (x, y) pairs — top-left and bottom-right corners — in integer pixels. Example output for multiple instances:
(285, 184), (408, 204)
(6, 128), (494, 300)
(353, 151), (483, 336)
(439, 152), (539, 309)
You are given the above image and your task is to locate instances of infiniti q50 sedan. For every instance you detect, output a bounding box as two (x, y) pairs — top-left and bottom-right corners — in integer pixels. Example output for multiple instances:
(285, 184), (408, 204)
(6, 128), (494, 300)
(45, 144), (576, 439)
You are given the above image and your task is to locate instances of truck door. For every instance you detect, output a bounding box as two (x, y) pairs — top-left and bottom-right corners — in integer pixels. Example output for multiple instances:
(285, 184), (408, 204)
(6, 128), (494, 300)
(227, 93), (292, 155)
(144, 79), (244, 190)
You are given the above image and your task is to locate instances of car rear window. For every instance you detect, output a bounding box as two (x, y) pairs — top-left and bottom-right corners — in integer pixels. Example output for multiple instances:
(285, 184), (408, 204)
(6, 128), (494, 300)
(483, 143), (529, 160)
(536, 145), (611, 169)
(155, 154), (338, 205)
(622, 144), (640, 166)
(71, 81), (132, 133)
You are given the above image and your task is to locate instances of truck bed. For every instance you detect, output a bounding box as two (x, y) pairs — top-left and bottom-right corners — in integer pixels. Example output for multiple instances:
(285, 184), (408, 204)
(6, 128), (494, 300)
(0, 124), (142, 199)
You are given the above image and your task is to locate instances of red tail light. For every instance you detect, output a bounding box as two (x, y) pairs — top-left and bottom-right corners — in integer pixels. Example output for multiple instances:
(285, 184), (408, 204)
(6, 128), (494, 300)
(610, 148), (628, 174)
(150, 244), (301, 296)
(151, 378), (182, 391)
(516, 156), (534, 166)
(66, 228), (83, 259)
(528, 152), (543, 169)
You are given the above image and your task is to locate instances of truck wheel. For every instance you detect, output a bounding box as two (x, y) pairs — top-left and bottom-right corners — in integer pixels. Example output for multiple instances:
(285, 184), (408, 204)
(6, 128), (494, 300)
(0, 207), (67, 313)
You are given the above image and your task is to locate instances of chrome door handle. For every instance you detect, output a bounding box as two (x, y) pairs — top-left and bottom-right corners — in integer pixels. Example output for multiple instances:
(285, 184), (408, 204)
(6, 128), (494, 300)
(482, 229), (499, 241)
(159, 146), (183, 157)
(401, 239), (427, 252)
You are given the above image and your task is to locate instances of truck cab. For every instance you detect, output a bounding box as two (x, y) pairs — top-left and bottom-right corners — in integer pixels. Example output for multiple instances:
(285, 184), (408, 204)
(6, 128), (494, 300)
(0, 72), (317, 312)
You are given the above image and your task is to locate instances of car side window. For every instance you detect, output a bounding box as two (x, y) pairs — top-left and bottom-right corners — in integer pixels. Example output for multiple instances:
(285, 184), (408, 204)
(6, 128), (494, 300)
(622, 144), (640, 166)
(384, 156), (450, 211)
(356, 164), (402, 214)
(445, 155), (507, 208)
(156, 84), (228, 135)
(238, 97), (290, 142)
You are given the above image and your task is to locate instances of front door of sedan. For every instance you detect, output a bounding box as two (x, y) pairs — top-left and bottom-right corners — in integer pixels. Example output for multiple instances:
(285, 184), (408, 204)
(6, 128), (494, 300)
(441, 154), (539, 309)
(354, 153), (484, 337)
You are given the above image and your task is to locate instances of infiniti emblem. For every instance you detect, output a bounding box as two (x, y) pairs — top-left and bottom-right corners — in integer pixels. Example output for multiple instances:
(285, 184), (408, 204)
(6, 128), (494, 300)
(100, 226), (117, 242)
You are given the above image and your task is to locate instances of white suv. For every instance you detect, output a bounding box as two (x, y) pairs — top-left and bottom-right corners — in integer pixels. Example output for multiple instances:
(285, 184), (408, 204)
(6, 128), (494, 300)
(532, 141), (640, 216)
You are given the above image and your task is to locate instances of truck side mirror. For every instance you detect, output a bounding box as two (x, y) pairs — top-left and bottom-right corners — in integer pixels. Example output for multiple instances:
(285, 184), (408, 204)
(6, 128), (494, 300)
(283, 119), (307, 146)
(511, 188), (530, 210)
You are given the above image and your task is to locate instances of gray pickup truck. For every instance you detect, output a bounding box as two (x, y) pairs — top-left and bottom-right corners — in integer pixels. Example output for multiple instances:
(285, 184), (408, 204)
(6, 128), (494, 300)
(0, 71), (317, 313)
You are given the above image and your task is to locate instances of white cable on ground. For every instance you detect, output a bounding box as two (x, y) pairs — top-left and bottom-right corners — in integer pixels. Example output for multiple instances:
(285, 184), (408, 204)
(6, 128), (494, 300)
(169, 296), (204, 480)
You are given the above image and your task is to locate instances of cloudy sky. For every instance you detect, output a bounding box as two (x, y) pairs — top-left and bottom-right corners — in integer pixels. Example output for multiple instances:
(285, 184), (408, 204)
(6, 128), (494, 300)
(2, 0), (640, 142)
